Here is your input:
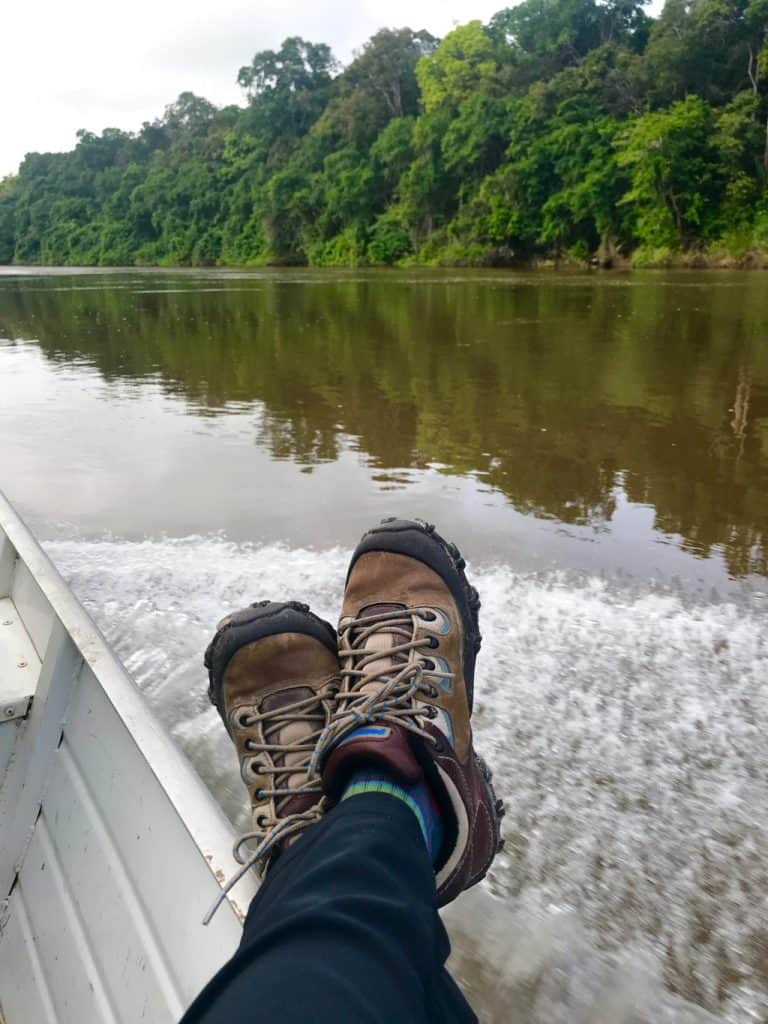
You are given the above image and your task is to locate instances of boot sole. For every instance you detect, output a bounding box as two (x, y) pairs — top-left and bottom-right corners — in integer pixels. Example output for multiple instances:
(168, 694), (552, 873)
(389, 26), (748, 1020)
(348, 518), (482, 708)
(205, 600), (337, 718)
(476, 753), (507, 859)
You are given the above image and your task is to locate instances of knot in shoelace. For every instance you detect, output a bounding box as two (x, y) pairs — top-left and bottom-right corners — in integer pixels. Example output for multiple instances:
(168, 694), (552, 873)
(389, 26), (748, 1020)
(203, 688), (331, 925)
(310, 607), (453, 775)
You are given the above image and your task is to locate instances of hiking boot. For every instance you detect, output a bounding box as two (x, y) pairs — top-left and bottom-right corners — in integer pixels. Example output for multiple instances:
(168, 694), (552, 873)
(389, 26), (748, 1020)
(203, 600), (338, 922)
(312, 518), (504, 906)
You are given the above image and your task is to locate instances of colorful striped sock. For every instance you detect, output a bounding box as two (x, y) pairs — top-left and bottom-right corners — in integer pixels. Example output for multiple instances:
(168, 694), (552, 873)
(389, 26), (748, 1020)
(341, 766), (444, 864)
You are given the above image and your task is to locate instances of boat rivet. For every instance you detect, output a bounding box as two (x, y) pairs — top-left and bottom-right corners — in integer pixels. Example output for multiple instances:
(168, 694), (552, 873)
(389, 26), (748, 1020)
(17, 661), (27, 669)
(4, 707), (14, 717)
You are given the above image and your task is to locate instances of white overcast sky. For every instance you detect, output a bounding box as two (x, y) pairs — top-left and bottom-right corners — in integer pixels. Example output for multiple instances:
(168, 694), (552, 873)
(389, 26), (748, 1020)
(0, 0), (508, 178)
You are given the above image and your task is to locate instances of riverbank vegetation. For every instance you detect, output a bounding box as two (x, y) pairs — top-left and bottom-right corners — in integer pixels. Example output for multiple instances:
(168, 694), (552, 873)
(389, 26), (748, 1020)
(2, 0), (768, 267)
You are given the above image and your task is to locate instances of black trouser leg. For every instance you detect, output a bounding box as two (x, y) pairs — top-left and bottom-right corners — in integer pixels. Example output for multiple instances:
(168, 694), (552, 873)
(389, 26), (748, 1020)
(182, 792), (476, 1024)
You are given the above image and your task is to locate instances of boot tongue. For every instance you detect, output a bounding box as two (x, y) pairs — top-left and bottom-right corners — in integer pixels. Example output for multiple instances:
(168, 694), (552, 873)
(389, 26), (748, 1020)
(355, 603), (409, 696)
(261, 687), (320, 813)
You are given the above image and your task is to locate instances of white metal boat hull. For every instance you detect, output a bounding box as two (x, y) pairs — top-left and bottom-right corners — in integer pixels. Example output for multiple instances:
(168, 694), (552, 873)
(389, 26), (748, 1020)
(0, 492), (256, 1023)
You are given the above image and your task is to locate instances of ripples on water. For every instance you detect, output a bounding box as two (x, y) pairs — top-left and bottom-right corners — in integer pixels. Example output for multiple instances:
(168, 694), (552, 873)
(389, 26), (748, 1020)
(45, 535), (767, 1023)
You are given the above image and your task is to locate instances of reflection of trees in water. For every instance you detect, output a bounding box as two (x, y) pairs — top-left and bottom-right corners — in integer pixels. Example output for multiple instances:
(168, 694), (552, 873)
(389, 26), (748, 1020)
(1, 273), (766, 576)
(730, 368), (750, 461)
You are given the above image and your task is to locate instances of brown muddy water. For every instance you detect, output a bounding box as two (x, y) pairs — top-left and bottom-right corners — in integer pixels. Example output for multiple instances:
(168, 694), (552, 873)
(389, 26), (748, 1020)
(0, 267), (766, 1022)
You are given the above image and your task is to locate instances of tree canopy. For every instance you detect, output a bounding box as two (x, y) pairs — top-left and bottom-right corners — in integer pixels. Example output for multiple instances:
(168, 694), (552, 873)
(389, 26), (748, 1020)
(3, 0), (768, 268)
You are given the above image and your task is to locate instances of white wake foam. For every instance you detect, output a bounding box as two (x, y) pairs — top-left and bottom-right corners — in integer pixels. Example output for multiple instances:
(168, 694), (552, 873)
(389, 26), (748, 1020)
(45, 535), (767, 1022)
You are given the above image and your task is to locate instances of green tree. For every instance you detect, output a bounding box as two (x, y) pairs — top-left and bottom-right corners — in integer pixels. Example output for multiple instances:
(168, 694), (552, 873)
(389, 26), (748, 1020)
(2, 9), (768, 269)
(237, 37), (338, 139)
(416, 22), (503, 114)
(617, 96), (722, 250)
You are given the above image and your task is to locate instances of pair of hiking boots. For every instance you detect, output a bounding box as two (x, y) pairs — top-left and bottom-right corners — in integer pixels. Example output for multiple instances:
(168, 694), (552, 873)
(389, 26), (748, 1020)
(205, 518), (504, 916)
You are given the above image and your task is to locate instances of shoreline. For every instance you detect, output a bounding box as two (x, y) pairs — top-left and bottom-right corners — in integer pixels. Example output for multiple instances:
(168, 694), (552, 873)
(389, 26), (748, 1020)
(3, 253), (768, 273)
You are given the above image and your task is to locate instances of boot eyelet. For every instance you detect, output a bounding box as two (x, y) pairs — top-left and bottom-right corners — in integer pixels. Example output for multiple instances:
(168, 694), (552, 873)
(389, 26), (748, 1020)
(237, 711), (253, 728)
(427, 706), (438, 719)
(433, 737), (445, 752)
(427, 637), (439, 649)
(422, 610), (437, 621)
(429, 686), (439, 699)
(255, 813), (268, 829)
(423, 658), (435, 671)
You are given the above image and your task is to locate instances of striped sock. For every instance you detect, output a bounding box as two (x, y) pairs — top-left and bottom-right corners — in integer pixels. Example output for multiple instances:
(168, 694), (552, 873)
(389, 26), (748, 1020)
(341, 767), (444, 863)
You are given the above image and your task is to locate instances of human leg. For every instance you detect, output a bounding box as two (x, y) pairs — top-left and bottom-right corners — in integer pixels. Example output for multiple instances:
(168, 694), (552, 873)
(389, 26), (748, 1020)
(183, 792), (475, 1024)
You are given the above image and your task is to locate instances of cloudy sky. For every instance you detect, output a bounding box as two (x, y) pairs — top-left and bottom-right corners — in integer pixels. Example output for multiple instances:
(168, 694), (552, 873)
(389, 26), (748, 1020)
(1, 0), (507, 178)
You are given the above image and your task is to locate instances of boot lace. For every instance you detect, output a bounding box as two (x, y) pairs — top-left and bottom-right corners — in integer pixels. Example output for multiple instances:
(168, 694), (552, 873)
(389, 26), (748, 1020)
(203, 689), (330, 925)
(310, 607), (453, 775)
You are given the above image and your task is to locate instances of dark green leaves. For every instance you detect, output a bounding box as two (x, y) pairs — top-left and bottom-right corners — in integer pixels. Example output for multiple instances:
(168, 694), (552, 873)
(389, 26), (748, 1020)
(3, 6), (768, 268)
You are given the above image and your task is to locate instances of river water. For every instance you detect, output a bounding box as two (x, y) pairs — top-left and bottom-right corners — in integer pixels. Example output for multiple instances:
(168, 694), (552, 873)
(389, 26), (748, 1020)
(0, 267), (766, 1021)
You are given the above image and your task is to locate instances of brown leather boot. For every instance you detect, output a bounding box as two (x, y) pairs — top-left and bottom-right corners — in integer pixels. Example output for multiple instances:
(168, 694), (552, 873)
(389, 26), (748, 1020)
(313, 518), (504, 907)
(203, 600), (338, 922)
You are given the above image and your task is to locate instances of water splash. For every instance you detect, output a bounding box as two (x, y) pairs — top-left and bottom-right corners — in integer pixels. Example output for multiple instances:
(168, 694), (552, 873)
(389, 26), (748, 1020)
(45, 535), (767, 1022)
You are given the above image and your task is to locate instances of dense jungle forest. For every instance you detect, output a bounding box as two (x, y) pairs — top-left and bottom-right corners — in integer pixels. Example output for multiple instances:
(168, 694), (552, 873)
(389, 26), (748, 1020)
(2, 0), (768, 267)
